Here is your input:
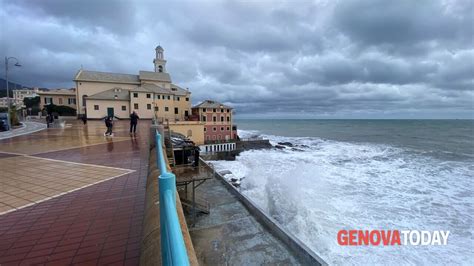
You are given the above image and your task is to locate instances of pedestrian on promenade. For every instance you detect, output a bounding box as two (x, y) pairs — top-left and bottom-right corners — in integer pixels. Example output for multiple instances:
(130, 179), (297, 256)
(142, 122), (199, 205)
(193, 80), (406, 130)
(104, 116), (113, 136)
(130, 111), (139, 135)
(46, 114), (50, 128)
(81, 114), (87, 125)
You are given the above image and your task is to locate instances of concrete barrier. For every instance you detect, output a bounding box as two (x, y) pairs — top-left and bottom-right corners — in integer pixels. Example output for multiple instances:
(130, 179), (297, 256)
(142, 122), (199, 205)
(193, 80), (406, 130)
(201, 159), (327, 266)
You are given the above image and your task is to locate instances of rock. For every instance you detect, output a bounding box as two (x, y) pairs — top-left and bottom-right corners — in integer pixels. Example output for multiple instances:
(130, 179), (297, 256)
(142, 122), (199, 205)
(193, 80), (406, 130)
(291, 148), (304, 152)
(219, 170), (232, 175)
(277, 142), (294, 147)
(275, 145), (286, 149)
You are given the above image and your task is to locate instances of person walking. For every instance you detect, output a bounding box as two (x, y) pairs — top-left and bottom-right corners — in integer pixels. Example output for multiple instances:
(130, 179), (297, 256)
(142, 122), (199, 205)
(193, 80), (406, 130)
(81, 114), (87, 125)
(129, 111), (139, 135)
(104, 116), (113, 136)
(46, 114), (51, 128)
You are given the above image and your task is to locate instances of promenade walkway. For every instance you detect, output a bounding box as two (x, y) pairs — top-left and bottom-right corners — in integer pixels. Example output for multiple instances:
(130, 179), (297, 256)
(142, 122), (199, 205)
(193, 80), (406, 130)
(0, 121), (47, 140)
(0, 120), (149, 265)
(177, 166), (303, 265)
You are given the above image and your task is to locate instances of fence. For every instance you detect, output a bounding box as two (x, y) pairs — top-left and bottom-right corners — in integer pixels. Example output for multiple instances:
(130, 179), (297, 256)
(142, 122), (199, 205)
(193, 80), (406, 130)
(155, 131), (190, 266)
(200, 142), (237, 153)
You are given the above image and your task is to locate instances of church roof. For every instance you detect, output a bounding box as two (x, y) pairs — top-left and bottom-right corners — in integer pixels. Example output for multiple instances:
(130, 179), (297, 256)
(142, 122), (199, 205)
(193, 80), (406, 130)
(87, 88), (130, 101)
(137, 83), (189, 96)
(74, 70), (140, 84)
(139, 71), (172, 83)
(193, 100), (233, 109)
(155, 45), (164, 51)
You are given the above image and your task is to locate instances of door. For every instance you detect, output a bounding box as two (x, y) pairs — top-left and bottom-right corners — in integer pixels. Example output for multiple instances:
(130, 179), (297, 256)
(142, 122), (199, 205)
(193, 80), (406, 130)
(107, 107), (114, 118)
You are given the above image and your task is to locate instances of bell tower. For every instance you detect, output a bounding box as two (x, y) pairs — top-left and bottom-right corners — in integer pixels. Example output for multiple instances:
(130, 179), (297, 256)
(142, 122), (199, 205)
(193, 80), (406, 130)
(153, 45), (167, 73)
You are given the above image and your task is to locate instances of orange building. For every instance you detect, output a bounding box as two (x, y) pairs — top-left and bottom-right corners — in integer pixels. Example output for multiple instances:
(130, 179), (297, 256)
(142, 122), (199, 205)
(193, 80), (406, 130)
(191, 100), (236, 143)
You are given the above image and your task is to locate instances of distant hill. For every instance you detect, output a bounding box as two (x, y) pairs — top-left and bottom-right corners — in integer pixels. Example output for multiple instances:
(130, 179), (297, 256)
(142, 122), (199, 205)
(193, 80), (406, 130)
(0, 78), (31, 97)
(0, 78), (28, 91)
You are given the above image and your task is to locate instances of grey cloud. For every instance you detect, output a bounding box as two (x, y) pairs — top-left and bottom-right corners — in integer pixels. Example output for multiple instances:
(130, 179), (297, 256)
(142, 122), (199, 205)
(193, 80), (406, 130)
(1, 0), (472, 118)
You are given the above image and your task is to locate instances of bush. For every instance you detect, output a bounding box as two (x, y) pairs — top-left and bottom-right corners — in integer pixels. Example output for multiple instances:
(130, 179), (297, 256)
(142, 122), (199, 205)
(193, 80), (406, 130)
(9, 106), (20, 126)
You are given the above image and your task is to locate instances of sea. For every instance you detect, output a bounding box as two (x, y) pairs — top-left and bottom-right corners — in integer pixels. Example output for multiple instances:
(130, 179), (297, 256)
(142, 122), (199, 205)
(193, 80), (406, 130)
(209, 119), (474, 265)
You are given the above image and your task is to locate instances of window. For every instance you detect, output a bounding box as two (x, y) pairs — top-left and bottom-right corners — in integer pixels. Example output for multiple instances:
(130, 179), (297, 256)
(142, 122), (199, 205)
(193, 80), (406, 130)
(58, 98), (63, 105)
(221, 116), (224, 122)
(176, 96), (180, 101)
(221, 109), (224, 112)
(147, 104), (152, 110)
(68, 98), (76, 105)
(94, 105), (99, 110)
(213, 116), (217, 122)
(146, 94), (151, 98)
(206, 136), (210, 140)
(203, 108), (206, 112)
(133, 93), (138, 98)
(165, 107), (169, 112)
(202, 116), (206, 122)
(217, 135), (221, 140)
(134, 103), (138, 109)
(227, 116), (230, 122)
(167, 95), (171, 100)
(227, 127), (230, 130)
(157, 95), (161, 99)
(204, 127), (207, 132)
(213, 108), (216, 112)
(158, 65), (163, 72)
(154, 106), (159, 111)
(213, 127), (217, 132)
(221, 127), (224, 131)
(185, 97), (189, 101)
(45, 97), (53, 104)
(122, 106), (126, 111)
(174, 107), (179, 114)
(212, 135), (216, 140)
(227, 109), (230, 113)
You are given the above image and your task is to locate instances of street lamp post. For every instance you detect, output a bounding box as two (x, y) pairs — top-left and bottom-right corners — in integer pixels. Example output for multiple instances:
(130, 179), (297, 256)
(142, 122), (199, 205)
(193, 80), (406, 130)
(4, 56), (21, 130)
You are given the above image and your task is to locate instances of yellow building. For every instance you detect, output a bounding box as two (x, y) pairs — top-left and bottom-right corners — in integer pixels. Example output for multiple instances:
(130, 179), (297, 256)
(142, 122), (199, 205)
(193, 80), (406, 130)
(73, 46), (192, 120)
(168, 121), (205, 145)
(38, 89), (77, 110)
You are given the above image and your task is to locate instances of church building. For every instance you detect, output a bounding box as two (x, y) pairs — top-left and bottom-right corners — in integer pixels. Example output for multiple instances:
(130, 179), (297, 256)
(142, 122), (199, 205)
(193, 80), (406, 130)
(73, 46), (192, 120)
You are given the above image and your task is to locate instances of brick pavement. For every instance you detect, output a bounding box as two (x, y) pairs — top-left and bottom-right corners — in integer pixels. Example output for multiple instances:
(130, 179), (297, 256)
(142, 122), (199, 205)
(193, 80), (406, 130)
(0, 120), (149, 265)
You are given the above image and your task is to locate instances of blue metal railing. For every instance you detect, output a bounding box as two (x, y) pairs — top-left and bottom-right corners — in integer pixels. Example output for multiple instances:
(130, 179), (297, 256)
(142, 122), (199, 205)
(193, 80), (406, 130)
(155, 131), (189, 266)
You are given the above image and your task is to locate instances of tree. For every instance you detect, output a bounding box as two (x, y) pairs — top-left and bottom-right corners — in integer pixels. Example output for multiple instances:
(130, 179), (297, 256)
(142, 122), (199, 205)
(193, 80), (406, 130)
(9, 106), (20, 126)
(24, 96), (40, 109)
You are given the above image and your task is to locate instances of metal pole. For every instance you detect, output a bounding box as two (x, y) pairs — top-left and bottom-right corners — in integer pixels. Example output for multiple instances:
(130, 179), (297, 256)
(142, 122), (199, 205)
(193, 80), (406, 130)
(5, 57), (10, 130)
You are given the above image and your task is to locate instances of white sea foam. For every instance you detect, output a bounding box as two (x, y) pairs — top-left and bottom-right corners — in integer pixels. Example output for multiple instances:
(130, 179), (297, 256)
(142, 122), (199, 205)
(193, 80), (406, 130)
(211, 131), (474, 265)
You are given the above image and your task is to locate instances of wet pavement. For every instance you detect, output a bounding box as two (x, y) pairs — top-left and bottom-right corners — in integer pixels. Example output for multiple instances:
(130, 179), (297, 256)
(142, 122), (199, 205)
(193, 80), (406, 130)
(181, 165), (302, 265)
(0, 120), (149, 265)
(0, 122), (47, 140)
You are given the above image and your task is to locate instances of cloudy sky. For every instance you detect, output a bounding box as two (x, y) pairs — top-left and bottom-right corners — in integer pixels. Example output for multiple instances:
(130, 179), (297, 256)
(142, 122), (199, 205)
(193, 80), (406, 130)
(1, 0), (472, 118)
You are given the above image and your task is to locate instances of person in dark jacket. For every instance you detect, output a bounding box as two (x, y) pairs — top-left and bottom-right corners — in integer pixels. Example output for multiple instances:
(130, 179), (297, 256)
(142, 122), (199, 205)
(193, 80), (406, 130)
(81, 114), (87, 125)
(104, 116), (113, 136)
(130, 111), (139, 134)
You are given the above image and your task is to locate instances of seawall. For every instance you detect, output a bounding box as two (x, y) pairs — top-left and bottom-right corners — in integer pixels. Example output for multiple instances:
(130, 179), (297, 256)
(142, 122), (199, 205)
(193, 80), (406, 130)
(201, 159), (327, 266)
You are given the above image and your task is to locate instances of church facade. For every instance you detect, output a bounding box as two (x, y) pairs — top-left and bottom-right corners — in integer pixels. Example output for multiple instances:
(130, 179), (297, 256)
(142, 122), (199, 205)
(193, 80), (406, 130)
(73, 46), (192, 120)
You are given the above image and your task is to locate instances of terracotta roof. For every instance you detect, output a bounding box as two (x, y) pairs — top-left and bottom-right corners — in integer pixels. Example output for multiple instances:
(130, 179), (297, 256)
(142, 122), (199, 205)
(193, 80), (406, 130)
(193, 100), (232, 109)
(37, 89), (76, 96)
(74, 70), (140, 84)
(87, 88), (130, 101)
(139, 71), (172, 83)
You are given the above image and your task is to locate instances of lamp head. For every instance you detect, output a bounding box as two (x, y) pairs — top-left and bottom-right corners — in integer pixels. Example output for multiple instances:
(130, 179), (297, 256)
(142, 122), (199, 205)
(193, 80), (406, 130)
(14, 63), (21, 67)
